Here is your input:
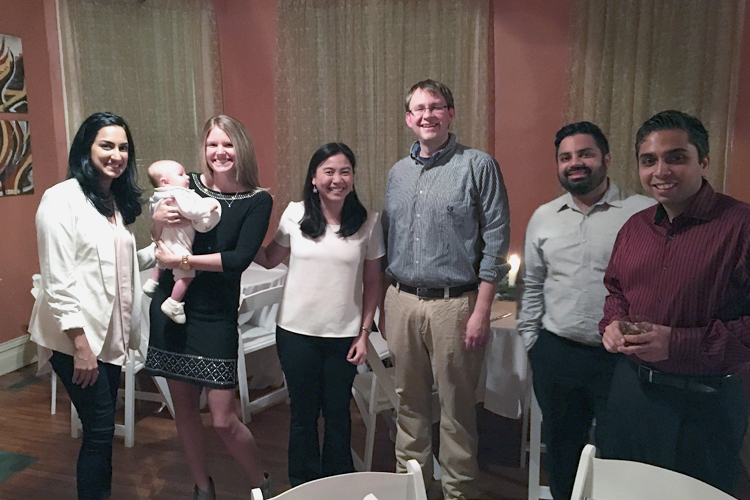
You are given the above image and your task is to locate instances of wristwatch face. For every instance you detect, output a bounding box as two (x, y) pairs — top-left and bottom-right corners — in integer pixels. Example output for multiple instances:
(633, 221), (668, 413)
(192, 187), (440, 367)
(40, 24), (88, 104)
(179, 256), (191, 271)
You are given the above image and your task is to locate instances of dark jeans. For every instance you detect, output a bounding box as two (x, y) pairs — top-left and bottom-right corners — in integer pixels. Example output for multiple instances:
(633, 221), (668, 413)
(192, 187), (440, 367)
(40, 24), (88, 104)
(528, 329), (619, 500)
(51, 351), (121, 500)
(276, 326), (358, 486)
(603, 358), (747, 494)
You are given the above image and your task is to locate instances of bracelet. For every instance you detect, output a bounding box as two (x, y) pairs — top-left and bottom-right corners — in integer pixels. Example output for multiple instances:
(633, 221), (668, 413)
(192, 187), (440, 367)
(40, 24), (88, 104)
(361, 325), (373, 334)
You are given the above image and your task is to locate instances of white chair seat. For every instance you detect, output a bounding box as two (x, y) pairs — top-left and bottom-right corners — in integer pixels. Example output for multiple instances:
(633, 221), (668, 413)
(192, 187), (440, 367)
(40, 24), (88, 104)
(571, 444), (736, 500)
(251, 458), (428, 500)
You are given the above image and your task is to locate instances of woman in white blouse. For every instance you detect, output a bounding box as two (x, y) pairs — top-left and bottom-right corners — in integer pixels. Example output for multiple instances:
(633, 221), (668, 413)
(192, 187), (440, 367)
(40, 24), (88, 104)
(254, 143), (383, 486)
(29, 112), (144, 500)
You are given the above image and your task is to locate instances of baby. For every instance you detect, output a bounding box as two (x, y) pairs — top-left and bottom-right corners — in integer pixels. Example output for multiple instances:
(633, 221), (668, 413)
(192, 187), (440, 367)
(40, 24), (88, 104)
(142, 160), (221, 324)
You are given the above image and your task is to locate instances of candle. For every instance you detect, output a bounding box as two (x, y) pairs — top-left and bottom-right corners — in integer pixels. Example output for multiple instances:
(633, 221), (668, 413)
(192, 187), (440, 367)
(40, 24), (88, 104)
(508, 254), (521, 287)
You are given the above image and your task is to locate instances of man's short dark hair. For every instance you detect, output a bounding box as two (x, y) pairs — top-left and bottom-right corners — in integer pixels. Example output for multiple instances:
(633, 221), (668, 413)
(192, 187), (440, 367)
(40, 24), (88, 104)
(635, 110), (709, 161)
(554, 121), (610, 157)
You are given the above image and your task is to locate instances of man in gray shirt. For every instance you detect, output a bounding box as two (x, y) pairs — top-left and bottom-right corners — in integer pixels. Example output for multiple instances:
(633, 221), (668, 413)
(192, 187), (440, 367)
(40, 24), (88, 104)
(518, 122), (654, 500)
(382, 79), (510, 500)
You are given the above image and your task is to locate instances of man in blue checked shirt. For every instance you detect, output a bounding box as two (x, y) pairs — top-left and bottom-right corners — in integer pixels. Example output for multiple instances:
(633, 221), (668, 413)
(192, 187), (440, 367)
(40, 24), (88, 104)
(381, 79), (510, 500)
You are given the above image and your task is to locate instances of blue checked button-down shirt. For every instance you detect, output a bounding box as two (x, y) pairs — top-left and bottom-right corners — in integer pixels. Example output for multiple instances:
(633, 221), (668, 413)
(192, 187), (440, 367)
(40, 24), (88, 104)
(382, 134), (511, 288)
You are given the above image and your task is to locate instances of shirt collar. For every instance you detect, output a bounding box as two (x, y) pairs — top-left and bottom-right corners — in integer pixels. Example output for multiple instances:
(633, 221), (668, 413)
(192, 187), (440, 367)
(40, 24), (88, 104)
(557, 178), (624, 213)
(410, 134), (458, 168)
(654, 179), (716, 225)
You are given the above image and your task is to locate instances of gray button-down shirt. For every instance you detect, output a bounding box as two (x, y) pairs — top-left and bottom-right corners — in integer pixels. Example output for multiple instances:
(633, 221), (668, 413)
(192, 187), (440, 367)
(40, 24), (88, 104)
(517, 181), (655, 348)
(382, 134), (510, 288)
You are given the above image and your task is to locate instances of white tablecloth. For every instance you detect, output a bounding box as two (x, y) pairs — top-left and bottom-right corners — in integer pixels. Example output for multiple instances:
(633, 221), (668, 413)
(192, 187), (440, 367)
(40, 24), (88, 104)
(478, 301), (530, 420)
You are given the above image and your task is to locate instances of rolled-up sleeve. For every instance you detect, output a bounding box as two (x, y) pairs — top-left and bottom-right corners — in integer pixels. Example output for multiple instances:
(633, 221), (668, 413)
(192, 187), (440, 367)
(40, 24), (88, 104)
(476, 158), (511, 283)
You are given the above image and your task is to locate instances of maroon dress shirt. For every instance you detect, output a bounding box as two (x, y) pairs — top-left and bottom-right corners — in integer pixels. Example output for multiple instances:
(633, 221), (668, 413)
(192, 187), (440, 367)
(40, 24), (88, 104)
(600, 181), (750, 375)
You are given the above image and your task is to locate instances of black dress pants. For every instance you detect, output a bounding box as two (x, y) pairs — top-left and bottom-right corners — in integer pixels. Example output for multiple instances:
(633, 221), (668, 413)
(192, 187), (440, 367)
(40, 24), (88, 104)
(528, 329), (619, 500)
(603, 358), (747, 494)
(275, 326), (358, 486)
(51, 351), (121, 500)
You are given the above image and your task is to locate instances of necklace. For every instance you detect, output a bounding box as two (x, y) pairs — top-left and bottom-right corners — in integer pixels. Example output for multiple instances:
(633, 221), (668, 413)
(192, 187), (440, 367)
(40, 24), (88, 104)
(224, 192), (239, 208)
(191, 172), (257, 208)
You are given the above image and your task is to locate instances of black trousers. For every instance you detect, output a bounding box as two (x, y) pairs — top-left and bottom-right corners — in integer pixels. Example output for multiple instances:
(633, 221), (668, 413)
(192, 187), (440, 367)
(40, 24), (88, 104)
(528, 329), (619, 500)
(275, 326), (358, 486)
(51, 351), (121, 500)
(603, 358), (747, 494)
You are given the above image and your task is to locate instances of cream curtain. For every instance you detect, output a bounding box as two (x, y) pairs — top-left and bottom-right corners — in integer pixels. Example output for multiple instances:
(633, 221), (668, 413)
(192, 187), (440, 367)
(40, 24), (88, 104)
(57, 0), (223, 246)
(565, 0), (745, 193)
(275, 0), (491, 215)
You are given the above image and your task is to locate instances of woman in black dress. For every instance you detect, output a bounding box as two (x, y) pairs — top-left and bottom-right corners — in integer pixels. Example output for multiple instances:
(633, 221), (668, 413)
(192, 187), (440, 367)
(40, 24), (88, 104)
(145, 115), (273, 499)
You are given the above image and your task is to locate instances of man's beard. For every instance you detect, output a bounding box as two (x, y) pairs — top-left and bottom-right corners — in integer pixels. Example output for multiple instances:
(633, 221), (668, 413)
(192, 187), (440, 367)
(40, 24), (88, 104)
(558, 162), (607, 196)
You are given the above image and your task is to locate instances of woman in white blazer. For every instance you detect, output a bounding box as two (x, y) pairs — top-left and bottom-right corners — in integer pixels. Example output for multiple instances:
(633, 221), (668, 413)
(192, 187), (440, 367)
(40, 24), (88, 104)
(29, 112), (144, 500)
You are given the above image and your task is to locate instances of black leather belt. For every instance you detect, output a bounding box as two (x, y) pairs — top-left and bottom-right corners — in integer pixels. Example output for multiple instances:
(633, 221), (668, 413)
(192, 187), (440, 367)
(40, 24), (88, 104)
(633, 362), (733, 394)
(396, 282), (478, 299)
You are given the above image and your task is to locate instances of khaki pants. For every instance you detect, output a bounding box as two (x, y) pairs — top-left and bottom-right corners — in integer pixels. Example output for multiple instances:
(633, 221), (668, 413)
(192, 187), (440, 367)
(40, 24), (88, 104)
(385, 285), (485, 500)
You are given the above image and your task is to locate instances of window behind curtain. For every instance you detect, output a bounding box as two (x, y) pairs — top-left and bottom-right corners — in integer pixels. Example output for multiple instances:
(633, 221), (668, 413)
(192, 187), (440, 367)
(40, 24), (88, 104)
(57, 0), (223, 247)
(275, 0), (492, 216)
(565, 0), (745, 194)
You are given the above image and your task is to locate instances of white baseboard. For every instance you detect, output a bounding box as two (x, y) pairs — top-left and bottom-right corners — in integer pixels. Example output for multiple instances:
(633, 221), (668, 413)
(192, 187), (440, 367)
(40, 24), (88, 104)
(0, 334), (36, 376)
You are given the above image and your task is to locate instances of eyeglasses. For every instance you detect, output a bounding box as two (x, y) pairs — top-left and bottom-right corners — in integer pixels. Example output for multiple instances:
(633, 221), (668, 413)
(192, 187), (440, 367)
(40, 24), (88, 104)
(408, 104), (450, 117)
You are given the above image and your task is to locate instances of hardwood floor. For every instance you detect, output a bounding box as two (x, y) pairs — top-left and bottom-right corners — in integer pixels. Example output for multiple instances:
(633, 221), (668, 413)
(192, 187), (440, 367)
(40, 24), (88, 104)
(0, 365), (746, 499)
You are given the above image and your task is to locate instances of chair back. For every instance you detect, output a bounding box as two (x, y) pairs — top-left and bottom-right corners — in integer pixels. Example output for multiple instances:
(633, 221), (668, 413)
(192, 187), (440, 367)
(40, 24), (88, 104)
(238, 285), (284, 326)
(571, 444), (737, 500)
(251, 459), (427, 500)
(364, 336), (398, 409)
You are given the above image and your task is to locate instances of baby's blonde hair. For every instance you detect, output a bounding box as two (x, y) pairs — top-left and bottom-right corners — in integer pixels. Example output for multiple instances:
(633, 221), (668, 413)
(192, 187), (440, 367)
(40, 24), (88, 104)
(147, 160), (182, 188)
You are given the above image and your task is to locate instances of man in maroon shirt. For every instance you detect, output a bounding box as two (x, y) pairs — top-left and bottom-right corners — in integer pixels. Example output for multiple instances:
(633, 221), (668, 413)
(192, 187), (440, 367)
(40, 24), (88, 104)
(600, 110), (750, 493)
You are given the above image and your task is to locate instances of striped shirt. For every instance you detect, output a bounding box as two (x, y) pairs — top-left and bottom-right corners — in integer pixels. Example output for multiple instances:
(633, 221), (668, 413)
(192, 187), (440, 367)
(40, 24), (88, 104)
(600, 180), (750, 375)
(382, 134), (510, 288)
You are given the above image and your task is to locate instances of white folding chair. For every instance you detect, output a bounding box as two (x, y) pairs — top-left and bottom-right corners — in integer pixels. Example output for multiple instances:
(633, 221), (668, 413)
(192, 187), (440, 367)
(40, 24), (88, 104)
(351, 332), (397, 472)
(571, 444), (736, 500)
(70, 344), (176, 447)
(351, 331), (441, 480)
(526, 389), (552, 500)
(251, 458), (428, 500)
(69, 270), (175, 447)
(236, 284), (287, 424)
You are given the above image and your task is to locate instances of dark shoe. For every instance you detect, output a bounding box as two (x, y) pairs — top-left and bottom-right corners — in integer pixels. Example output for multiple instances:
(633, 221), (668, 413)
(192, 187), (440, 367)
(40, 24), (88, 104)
(193, 477), (216, 500)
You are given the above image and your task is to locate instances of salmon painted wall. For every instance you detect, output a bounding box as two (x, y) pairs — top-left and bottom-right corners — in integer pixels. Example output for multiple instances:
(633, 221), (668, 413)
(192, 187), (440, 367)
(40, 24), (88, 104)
(0, 0), (67, 344)
(492, 0), (573, 256)
(213, 0), (277, 198)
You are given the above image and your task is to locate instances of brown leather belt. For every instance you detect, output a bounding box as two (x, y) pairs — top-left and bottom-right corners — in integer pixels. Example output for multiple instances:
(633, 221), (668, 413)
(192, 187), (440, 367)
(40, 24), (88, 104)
(396, 282), (478, 299)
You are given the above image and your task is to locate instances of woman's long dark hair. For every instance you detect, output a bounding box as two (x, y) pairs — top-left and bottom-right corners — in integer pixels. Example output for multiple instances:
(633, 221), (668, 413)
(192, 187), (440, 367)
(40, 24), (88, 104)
(300, 143), (367, 239)
(67, 112), (143, 224)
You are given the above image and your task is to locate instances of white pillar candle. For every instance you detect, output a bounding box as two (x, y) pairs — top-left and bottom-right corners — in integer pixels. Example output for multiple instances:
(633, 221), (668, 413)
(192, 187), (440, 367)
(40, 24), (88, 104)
(508, 254), (521, 287)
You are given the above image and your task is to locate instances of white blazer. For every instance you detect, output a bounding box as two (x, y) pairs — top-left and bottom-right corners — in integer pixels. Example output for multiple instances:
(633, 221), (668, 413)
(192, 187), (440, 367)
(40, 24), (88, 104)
(29, 178), (146, 360)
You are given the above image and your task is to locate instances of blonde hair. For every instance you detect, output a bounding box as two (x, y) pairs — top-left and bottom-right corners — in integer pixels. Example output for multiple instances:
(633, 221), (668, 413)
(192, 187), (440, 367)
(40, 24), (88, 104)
(200, 115), (260, 191)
